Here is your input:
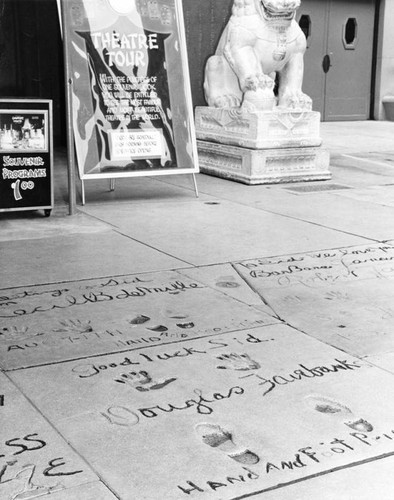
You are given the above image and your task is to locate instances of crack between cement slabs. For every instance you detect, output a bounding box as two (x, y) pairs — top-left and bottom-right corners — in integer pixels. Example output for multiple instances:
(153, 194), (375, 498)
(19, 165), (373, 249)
(230, 450), (394, 499)
(231, 263), (281, 320)
(2, 323), (277, 373)
(112, 228), (196, 267)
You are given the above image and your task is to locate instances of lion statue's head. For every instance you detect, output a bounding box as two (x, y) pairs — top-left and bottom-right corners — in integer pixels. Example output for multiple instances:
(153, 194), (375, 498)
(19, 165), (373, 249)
(232, 0), (301, 20)
(258, 0), (301, 20)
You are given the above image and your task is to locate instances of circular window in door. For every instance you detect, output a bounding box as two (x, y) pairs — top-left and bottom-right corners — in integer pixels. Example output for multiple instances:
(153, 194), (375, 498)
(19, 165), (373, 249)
(343, 18), (358, 49)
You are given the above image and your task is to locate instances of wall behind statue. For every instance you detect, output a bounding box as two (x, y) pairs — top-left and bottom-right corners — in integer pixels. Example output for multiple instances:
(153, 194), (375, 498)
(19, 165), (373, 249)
(183, 0), (232, 107)
(0, 0), (391, 125)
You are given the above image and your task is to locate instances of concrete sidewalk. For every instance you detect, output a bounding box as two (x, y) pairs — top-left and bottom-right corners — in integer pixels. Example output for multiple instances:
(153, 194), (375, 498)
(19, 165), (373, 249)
(1, 120), (394, 499)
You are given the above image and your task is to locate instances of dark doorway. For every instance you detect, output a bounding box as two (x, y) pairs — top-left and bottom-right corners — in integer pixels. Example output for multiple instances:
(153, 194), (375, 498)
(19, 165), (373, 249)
(183, 0), (232, 108)
(0, 0), (66, 144)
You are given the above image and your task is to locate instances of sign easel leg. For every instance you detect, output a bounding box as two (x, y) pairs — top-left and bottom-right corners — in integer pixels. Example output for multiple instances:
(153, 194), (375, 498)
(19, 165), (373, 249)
(192, 174), (199, 198)
(66, 81), (77, 215)
(81, 179), (85, 206)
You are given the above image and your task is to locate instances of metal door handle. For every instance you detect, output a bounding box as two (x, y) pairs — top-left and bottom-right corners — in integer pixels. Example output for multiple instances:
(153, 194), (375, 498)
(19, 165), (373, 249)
(322, 54), (331, 73)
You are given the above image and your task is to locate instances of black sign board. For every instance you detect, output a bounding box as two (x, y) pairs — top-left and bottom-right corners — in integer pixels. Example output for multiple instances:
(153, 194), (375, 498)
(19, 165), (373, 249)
(0, 99), (53, 215)
(60, 0), (198, 182)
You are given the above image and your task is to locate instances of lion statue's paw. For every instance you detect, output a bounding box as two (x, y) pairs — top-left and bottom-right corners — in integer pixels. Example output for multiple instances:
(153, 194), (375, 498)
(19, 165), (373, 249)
(241, 75), (261, 92)
(242, 88), (277, 112)
(278, 89), (312, 111)
(241, 74), (276, 93)
(258, 74), (276, 91)
(214, 94), (242, 109)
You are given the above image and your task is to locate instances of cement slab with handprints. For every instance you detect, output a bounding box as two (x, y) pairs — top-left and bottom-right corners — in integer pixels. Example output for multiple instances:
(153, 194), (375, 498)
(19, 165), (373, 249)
(234, 242), (394, 357)
(0, 372), (99, 500)
(0, 270), (277, 370)
(9, 323), (394, 500)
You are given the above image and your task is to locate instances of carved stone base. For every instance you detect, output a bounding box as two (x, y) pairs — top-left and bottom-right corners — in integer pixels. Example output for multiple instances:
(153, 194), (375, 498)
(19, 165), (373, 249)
(197, 140), (331, 185)
(195, 107), (322, 149)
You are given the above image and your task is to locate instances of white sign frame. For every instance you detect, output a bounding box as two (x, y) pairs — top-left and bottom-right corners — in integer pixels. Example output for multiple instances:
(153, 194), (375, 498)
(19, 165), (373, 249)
(60, 0), (199, 203)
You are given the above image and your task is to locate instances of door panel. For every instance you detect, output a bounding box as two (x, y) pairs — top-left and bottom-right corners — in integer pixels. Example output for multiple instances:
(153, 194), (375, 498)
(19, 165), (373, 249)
(297, 0), (375, 121)
(325, 0), (375, 120)
(296, 0), (328, 115)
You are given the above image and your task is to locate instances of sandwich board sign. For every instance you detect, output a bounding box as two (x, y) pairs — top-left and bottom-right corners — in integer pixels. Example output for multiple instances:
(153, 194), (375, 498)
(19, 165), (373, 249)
(60, 0), (198, 201)
(0, 99), (53, 216)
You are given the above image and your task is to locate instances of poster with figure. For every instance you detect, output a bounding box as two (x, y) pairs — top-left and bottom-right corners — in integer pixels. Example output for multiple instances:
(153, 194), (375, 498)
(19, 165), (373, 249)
(0, 112), (48, 153)
(61, 0), (198, 179)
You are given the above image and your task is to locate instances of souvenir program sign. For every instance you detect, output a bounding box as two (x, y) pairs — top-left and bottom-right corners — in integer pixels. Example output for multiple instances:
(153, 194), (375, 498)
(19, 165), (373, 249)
(61, 0), (198, 188)
(0, 100), (53, 215)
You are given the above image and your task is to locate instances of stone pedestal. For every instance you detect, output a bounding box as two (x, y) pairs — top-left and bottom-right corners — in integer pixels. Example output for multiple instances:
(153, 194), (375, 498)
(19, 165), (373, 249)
(195, 107), (331, 184)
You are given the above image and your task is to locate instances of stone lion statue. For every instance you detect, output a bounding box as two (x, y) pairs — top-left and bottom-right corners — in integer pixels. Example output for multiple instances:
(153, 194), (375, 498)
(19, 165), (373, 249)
(204, 0), (312, 112)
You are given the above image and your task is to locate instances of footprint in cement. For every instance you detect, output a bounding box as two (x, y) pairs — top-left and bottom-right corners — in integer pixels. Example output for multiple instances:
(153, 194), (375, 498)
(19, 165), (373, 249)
(216, 353), (260, 371)
(305, 395), (374, 432)
(164, 309), (189, 320)
(128, 314), (151, 325)
(215, 276), (241, 289)
(115, 370), (177, 392)
(162, 309), (195, 329)
(146, 325), (168, 332)
(176, 322), (195, 329)
(195, 423), (259, 465)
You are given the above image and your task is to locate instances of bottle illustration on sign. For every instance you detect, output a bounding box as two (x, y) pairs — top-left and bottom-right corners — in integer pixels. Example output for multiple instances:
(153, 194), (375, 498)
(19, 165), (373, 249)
(1, 126), (13, 149)
(30, 127), (45, 150)
(12, 125), (20, 146)
(22, 117), (32, 148)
